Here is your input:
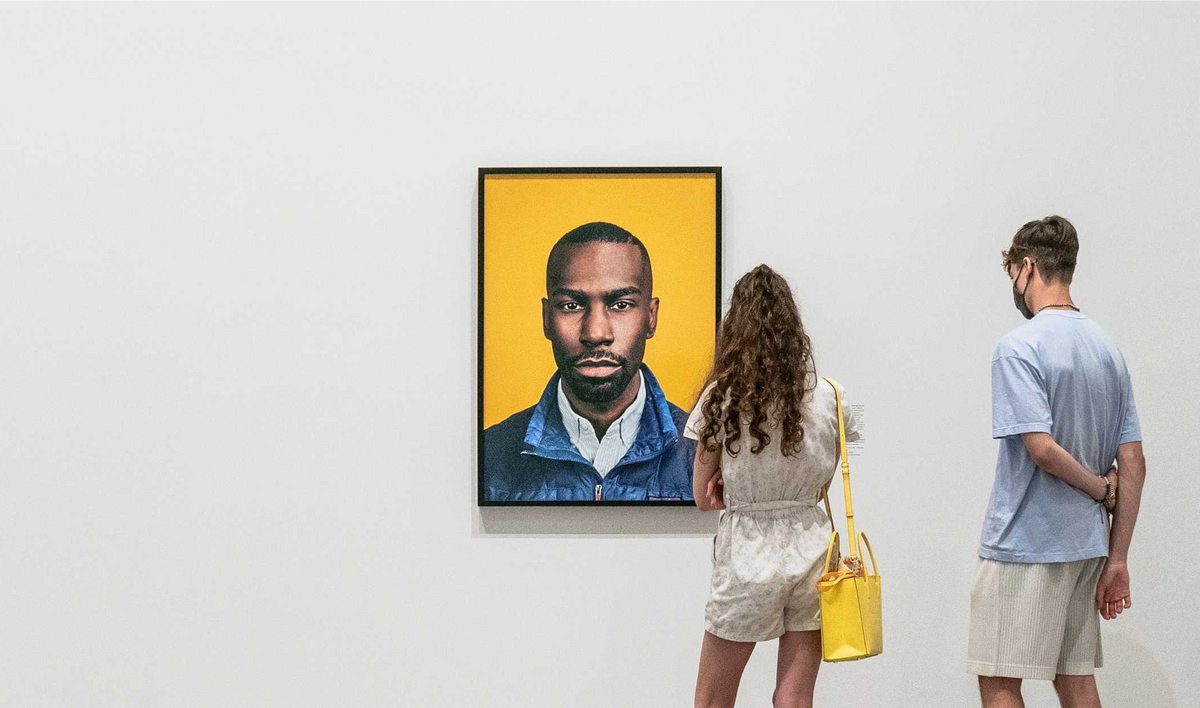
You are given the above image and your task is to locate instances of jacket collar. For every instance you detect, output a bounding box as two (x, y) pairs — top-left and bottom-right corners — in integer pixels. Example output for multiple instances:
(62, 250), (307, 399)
(522, 365), (679, 465)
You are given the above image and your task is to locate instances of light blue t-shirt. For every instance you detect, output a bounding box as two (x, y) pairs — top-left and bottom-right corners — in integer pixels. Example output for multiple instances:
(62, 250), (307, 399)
(979, 310), (1142, 563)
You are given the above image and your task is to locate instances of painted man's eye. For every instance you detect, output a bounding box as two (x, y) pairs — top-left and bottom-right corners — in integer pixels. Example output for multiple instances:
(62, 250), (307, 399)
(560, 302), (583, 311)
(611, 301), (633, 311)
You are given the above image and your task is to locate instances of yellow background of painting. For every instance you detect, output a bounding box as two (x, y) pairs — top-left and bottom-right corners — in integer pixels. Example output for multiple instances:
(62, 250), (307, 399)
(482, 172), (718, 428)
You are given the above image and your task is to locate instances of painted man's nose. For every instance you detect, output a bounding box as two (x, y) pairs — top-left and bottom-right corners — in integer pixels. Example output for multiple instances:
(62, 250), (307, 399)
(580, 311), (614, 346)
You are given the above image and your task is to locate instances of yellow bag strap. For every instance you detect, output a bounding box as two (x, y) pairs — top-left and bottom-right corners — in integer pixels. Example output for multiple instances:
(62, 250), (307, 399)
(822, 376), (858, 560)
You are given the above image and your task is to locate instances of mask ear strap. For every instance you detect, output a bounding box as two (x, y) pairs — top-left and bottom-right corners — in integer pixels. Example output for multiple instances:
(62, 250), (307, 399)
(1017, 259), (1036, 295)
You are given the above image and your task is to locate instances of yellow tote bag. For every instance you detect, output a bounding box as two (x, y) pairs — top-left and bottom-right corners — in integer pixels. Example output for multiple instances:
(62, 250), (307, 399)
(816, 377), (883, 662)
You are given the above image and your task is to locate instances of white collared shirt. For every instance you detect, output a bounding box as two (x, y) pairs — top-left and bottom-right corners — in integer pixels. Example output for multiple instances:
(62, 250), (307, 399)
(557, 373), (645, 478)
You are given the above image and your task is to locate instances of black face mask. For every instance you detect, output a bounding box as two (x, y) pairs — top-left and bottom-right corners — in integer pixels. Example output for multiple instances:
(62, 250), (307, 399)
(1012, 263), (1035, 320)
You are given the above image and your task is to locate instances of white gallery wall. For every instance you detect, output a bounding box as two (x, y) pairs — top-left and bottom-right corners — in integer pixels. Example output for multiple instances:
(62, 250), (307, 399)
(2, 3), (1197, 707)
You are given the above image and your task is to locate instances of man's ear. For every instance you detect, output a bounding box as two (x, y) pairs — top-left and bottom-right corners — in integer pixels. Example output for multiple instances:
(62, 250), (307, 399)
(1025, 257), (1043, 288)
(542, 298), (552, 340)
(646, 297), (659, 339)
(1016, 257), (1033, 287)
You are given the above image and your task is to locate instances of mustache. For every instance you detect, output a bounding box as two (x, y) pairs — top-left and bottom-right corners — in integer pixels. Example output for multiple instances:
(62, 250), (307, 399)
(570, 350), (628, 367)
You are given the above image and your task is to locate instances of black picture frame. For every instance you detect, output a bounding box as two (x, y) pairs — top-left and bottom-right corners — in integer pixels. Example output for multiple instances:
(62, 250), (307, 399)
(477, 166), (723, 506)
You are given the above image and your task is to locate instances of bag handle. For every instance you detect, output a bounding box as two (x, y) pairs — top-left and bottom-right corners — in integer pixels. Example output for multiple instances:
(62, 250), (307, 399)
(818, 529), (862, 593)
(822, 530), (841, 574)
(858, 532), (879, 598)
(820, 481), (834, 533)
(822, 376), (859, 561)
(859, 532), (879, 577)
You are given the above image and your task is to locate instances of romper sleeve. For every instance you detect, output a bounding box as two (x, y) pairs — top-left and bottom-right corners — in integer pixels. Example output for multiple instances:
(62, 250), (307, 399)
(824, 378), (861, 444)
(838, 383), (862, 443)
(684, 383), (718, 442)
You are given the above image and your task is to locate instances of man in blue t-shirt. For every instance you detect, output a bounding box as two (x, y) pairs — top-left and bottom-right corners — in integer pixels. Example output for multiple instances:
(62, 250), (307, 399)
(968, 216), (1147, 707)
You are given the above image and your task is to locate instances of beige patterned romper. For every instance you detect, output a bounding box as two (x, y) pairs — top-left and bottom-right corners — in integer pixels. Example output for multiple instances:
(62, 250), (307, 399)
(684, 375), (860, 642)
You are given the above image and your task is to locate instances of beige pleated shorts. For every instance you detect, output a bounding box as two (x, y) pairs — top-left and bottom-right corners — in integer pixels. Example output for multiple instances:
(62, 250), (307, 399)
(967, 556), (1105, 680)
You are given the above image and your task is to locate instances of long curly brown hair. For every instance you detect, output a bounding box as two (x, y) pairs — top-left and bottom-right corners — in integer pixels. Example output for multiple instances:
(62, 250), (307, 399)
(696, 265), (815, 457)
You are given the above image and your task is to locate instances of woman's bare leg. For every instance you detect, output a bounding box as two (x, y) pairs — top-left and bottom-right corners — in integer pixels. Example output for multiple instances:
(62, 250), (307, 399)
(773, 630), (821, 708)
(695, 631), (756, 708)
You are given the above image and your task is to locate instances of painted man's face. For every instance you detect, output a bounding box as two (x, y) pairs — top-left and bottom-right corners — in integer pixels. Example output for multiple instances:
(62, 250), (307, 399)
(543, 242), (658, 407)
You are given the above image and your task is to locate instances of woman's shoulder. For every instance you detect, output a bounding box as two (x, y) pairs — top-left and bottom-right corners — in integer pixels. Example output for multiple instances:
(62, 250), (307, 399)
(809, 373), (848, 412)
(690, 381), (721, 413)
(812, 371), (852, 393)
(810, 373), (860, 441)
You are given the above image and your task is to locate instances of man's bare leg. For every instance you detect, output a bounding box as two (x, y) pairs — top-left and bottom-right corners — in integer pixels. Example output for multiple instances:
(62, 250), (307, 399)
(980, 676), (1024, 708)
(1053, 674), (1101, 708)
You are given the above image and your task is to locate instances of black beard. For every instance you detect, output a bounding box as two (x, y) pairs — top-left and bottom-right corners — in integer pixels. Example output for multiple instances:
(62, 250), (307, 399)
(552, 346), (639, 407)
(561, 364), (638, 406)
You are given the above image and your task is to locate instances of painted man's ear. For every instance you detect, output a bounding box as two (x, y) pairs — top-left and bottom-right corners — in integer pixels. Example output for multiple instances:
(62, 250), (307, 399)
(542, 298), (552, 339)
(646, 297), (659, 339)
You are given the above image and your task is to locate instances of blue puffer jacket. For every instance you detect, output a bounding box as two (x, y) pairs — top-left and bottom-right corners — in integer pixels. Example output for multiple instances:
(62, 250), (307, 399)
(482, 366), (696, 502)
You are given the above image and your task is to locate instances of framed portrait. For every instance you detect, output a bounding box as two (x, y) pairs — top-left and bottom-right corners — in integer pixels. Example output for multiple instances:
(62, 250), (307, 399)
(477, 166), (722, 506)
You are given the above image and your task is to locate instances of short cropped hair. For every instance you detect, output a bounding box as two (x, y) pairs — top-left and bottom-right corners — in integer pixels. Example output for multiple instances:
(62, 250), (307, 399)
(1001, 215), (1079, 284)
(545, 222), (653, 292)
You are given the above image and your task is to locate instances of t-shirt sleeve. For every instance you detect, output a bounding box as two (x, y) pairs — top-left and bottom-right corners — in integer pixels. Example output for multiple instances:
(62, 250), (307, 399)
(683, 384), (716, 441)
(1119, 372), (1143, 445)
(991, 354), (1052, 439)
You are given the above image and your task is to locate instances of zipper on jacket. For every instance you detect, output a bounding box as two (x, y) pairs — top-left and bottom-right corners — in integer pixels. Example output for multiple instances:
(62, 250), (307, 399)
(595, 484), (602, 501)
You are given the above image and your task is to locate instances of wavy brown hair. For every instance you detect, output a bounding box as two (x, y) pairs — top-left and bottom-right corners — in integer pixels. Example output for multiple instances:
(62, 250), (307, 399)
(1001, 214), (1079, 284)
(696, 265), (815, 457)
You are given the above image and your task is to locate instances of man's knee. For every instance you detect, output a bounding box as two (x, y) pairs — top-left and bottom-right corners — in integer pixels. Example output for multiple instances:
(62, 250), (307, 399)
(1052, 674), (1099, 707)
(979, 676), (1023, 707)
(1053, 673), (1095, 690)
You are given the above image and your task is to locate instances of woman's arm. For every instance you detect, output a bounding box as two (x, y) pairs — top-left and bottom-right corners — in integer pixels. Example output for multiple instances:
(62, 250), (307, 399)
(691, 442), (722, 511)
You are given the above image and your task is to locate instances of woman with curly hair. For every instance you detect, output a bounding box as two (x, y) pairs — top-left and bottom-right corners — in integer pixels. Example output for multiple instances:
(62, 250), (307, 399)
(686, 264), (860, 708)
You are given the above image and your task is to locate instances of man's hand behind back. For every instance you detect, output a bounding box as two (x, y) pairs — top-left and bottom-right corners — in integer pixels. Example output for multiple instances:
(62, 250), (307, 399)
(1104, 465), (1118, 512)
